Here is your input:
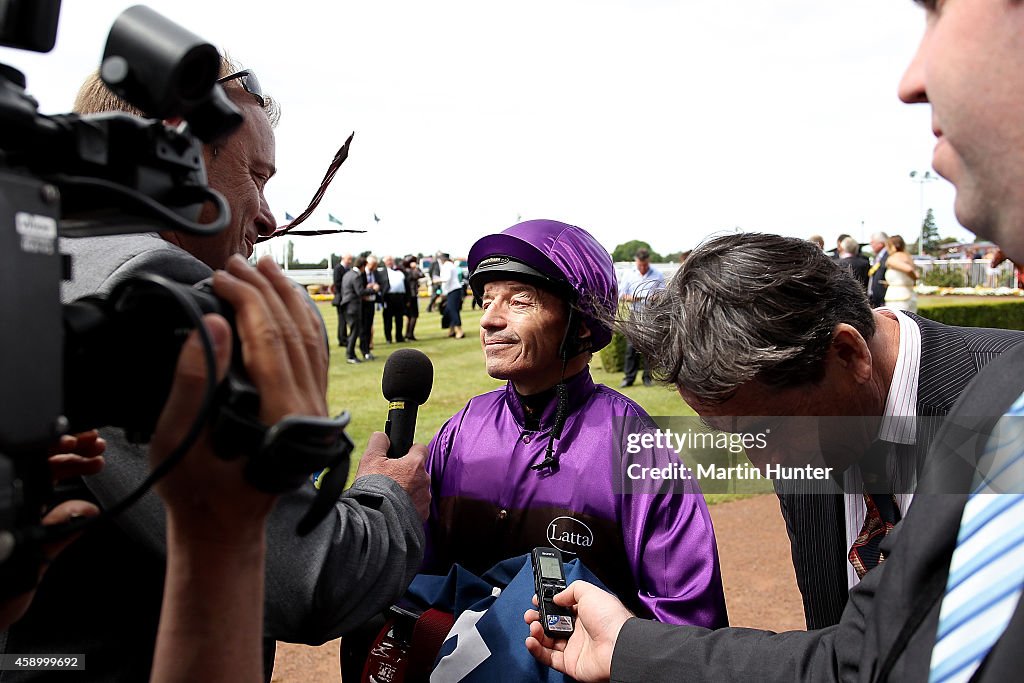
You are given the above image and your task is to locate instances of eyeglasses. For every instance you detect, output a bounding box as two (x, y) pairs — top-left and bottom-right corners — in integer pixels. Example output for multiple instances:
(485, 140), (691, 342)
(216, 69), (266, 108)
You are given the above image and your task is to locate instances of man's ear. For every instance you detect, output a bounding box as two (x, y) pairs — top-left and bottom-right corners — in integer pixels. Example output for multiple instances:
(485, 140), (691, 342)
(828, 323), (873, 383)
(577, 319), (592, 340)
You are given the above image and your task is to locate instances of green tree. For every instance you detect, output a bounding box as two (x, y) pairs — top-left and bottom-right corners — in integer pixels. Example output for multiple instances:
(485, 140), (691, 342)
(611, 240), (663, 262)
(664, 251), (685, 263)
(921, 207), (941, 255)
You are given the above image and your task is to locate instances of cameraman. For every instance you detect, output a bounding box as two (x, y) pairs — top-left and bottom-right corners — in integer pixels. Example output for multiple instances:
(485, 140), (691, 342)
(0, 59), (429, 680)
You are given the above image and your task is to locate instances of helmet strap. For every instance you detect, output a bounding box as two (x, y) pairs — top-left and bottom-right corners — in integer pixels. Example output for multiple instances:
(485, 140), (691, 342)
(558, 305), (591, 362)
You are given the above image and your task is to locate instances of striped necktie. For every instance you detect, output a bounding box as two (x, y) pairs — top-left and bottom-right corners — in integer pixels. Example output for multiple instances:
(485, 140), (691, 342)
(928, 392), (1024, 683)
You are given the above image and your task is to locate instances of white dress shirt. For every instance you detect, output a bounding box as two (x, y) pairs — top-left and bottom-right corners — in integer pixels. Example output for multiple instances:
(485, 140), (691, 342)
(843, 308), (921, 588)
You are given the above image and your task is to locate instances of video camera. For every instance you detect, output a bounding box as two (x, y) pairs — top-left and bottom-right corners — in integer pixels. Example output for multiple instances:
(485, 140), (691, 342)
(0, 1), (353, 597)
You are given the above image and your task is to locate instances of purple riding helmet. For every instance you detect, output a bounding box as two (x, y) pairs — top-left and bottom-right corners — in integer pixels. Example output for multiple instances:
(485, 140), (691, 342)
(468, 219), (618, 471)
(467, 219), (617, 355)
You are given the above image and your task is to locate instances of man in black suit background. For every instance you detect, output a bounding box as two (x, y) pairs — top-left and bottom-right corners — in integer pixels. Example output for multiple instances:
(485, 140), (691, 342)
(524, 2), (1024, 679)
(359, 255), (388, 361)
(828, 233), (850, 261)
(868, 232), (890, 307)
(331, 252), (354, 347)
(836, 235), (871, 291)
(340, 255), (378, 364)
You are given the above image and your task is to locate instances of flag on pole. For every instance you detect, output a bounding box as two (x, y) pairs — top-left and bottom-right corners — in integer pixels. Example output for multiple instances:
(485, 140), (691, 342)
(373, 213), (381, 223)
(328, 213), (343, 226)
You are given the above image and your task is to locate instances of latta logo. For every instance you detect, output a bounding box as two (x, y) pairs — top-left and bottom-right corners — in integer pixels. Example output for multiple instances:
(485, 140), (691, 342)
(546, 516), (594, 554)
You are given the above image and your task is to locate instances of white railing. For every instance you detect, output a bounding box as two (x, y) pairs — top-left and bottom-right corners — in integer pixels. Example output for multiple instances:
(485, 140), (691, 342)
(916, 259), (1015, 288)
(280, 267), (333, 287)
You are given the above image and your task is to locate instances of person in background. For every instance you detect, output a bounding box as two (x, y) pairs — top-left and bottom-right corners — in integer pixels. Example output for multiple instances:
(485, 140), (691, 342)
(382, 255), (406, 344)
(836, 235), (870, 290)
(882, 235), (918, 312)
(828, 233), (851, 260)
(331, 253), (354, 347)
(427, 251), (444, 313)
(867, 232), (890, 307)
(361, 255), (387, 359)
(808, 234), (825, 249)
(341, 255), (373, 363)
(617, 248), (664, 388)
(439, 252), (465, 339)
(403, 255), (424, 341)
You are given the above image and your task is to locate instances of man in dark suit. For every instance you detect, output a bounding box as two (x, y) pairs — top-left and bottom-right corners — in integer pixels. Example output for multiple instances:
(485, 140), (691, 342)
(331, 252), (353, 346)
(777, 310), (1024, 628)
(525, 1), (1024, 679)
(827, 233), (850, 261)
(611, 232), (1024, 630)
(340, 255), (378, 363)
(868, 232), (890, 307)
(359, 255), (388, 361)
(836, 236), (871, 291)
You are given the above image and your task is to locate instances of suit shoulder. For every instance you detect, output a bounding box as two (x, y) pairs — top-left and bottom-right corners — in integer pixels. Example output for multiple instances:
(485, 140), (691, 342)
(915, 314), (1024, 354)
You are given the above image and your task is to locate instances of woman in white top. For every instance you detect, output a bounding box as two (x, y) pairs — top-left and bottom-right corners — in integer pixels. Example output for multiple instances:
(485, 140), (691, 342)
(883, 234), (919, 312)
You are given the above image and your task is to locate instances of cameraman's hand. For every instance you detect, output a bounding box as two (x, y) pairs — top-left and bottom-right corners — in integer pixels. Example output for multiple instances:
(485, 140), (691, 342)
(523, 581), (634, 683)
(0, 500), (101, 631)
(48, 430), (105, 480)
(355, 432), (430, 522)
(148, 313), (277, 535)
(0, 434), (106, 630)
(220, 255), (329, 418)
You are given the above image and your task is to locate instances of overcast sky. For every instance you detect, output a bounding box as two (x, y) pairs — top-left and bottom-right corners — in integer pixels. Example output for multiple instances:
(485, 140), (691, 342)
(1, 0), (962, 262)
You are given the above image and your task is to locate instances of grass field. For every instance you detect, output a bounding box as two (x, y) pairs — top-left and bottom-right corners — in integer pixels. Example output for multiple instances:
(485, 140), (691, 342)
(318, 303), (773, 502)
(918, 294), (1024, 307)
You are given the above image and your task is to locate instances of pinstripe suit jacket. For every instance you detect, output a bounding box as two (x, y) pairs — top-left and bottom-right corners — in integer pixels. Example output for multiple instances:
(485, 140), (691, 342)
(775, 314), (1024, 630)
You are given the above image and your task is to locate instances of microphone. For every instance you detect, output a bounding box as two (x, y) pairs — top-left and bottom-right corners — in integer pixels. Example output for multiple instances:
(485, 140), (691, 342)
(382, 349), (433, 458)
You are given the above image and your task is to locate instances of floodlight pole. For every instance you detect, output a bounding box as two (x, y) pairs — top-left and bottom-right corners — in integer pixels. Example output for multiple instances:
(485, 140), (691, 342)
(909, 170), (937, 256)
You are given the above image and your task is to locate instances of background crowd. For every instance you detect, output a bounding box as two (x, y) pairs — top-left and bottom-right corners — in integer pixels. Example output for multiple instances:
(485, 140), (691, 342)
(330, 251), (469, 364)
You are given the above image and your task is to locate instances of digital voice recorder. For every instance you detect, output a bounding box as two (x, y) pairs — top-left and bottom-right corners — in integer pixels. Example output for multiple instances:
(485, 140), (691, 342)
(532, 547), (575, 639)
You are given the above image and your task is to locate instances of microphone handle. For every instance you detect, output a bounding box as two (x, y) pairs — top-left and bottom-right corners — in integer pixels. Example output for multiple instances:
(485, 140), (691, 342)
(385, 400), (418, 458)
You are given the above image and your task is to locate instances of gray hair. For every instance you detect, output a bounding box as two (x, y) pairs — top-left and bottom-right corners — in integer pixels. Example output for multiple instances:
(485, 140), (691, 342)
(840, 236), (860, 256)
(870, 231), (889, 243)
(622, 233), (875, 404)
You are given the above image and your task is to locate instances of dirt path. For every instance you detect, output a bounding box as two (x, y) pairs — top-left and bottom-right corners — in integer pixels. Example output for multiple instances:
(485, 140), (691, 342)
(271, 494), (805, 681)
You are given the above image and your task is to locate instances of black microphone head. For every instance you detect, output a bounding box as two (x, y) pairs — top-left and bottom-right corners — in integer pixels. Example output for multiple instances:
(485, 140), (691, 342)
(382, 349), (433, 405)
